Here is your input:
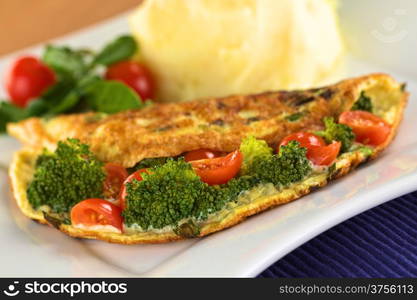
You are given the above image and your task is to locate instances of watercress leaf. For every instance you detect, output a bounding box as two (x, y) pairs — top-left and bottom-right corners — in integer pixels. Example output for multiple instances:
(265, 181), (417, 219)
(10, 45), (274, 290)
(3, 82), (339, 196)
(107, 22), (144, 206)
(29, 78), (80, 117)
(42, 45), (87, 78)
(77, 74), (102, 90)
(38, 74), (102, 117)
(84, 80), (142, 114)
(0, 101), (27, 133)
(41, 79), (77, 105)
(26, 99), (50, 117)
(93, 35), (137, 66)
(50, 74), (104, 113)
(44, 91), (81, 116)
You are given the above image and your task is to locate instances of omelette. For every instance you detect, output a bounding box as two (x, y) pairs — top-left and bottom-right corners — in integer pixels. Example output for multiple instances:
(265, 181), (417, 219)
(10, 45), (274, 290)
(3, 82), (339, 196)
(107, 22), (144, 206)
(7, 73), (408, 244)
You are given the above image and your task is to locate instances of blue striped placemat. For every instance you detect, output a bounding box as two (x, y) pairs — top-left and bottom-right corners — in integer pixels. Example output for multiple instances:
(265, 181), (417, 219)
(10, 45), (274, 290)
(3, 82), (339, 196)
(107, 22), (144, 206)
(259, 191), (417, 277)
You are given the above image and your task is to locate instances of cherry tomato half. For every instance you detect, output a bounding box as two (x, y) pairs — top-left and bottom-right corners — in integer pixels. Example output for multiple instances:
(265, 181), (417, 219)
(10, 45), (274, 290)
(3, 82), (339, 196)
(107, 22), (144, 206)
(279, 132), (340, 166)
(184, 149), (223, 162)
(105, 60), (155, 101)
(103, 163), (128, 200)
(308, 142), (341, 166)
(5, 56), (55, 107)
(71, 198), (123, 232)
(119, 168), (150, 209)
(339, 111), (391, 146)
(190, 150), (243, 185)
(279, 132), (326, 149)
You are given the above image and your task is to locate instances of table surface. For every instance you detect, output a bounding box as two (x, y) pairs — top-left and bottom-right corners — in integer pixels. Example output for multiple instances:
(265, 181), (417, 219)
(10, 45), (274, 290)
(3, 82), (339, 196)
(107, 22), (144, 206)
(0, 0), (140, 56)
(259, 191), (417, 277)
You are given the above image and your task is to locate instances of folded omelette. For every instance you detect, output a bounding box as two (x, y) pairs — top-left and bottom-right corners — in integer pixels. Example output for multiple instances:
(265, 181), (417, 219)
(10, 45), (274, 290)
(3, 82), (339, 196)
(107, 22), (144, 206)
(8, 73), (408, 244)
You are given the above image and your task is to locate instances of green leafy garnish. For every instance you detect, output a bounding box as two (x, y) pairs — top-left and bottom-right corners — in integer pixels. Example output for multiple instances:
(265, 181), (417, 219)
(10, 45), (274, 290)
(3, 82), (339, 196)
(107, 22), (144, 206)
(27, 75), (101, 118)
(84, 80), (142, 113)
(25, 99), (49, 117)
(0, 101), (28, 132)
(27, 139), (105, 213)
(42, 45), (88, 79)
(93, 35), (138, 66)
(1, 34), (141, 134)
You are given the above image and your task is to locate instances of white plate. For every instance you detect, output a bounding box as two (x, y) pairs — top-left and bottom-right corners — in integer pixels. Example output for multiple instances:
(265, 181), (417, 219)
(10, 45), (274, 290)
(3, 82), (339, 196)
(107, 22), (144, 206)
(1, 6), (417, 277)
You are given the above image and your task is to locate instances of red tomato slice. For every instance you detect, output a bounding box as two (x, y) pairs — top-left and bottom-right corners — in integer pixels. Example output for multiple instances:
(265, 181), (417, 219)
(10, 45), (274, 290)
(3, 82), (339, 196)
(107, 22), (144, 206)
(71, 198), (123, 232)
(103, 163), (128, 200)
(279, 132), (326, 149)
(6, 56), (55, 107)
(119, 168), (150, 209)
(105, 60), (155, 101)
(184, 149), (223, 162)
(308, 142), (341, 166)
(190, 150), (243, 185)
(339, 111), (391, 146)
(279, 132), (341, 166)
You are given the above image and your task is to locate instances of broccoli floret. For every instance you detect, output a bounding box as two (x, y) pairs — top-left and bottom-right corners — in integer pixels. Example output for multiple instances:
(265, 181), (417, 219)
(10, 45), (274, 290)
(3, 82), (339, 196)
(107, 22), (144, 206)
(239, 135), (273, 174)
(123, 139), (312, 230)
(123, 157), (263, 229)
(27, 138), (105, 213)
(351, 91), (373, 112)
(195, 174), (262, 219)
(316, 117), (355, 152)
(123, 159), (212, 229)
(249, 141), (312, 186)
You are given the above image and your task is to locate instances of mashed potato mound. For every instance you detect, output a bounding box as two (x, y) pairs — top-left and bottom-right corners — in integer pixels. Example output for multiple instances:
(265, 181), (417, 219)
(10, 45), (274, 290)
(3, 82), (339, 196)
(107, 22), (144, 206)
(129, 0), (344, 102)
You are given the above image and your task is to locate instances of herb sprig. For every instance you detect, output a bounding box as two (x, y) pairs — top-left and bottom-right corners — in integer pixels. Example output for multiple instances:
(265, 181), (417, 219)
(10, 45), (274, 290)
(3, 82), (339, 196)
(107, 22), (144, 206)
(0, 35), (144, 133)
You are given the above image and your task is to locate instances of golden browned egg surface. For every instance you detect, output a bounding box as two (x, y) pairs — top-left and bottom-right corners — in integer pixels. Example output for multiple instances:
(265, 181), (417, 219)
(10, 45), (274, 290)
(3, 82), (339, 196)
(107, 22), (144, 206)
(8, 73), (402, 168)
